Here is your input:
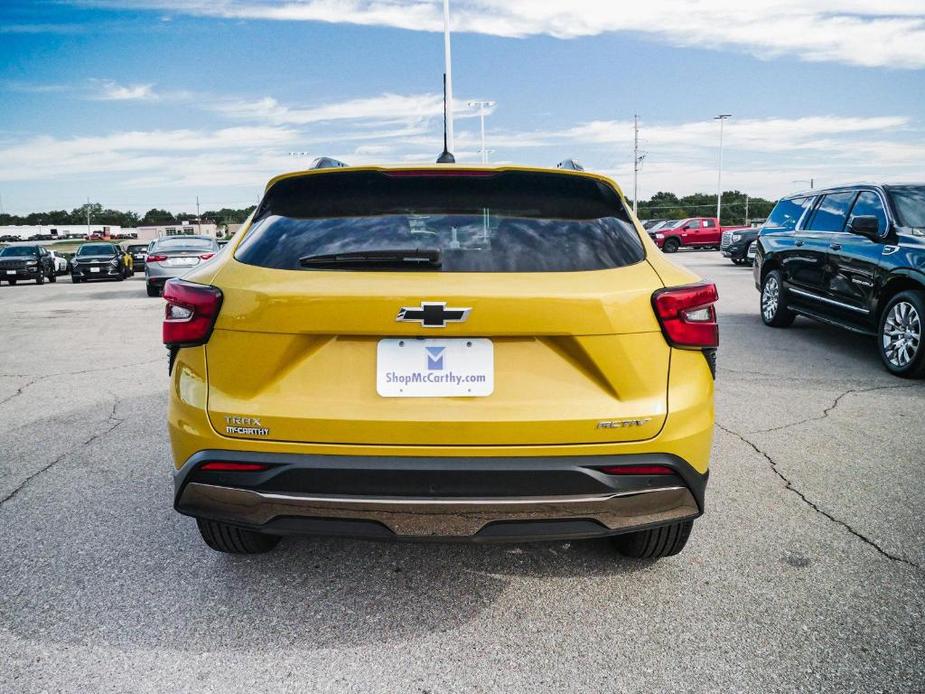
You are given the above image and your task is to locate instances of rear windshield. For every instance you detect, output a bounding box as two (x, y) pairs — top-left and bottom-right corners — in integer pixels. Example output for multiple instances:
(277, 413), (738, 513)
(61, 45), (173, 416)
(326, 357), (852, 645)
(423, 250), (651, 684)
(153, 237), (216, 252)
(235, 170), (645, 272)
(0, 246), (39, 256)
(77, 243), (117, 256)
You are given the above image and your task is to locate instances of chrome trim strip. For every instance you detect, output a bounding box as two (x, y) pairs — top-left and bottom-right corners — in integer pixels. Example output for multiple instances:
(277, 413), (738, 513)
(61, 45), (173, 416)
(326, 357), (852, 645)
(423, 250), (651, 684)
(787, 286), (869, 314)
(178, 483), (699, 537)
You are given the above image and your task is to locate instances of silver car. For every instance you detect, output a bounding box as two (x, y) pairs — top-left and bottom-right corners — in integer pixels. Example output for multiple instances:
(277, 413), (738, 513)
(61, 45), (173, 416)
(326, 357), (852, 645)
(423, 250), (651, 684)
(145, 236), (219, 297)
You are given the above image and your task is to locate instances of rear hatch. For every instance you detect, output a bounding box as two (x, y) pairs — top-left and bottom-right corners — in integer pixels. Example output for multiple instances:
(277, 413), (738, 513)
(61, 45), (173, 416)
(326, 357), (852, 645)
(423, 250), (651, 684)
(150, 237), (216, 270)
(205, 168), (669, 446)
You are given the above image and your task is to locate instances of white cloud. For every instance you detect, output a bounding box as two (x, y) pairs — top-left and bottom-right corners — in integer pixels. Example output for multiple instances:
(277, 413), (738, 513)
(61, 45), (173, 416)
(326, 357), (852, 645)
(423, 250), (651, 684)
(93, 80), (159, 101)
(83, 0), (925, 68)
(213, 92), (443, 125)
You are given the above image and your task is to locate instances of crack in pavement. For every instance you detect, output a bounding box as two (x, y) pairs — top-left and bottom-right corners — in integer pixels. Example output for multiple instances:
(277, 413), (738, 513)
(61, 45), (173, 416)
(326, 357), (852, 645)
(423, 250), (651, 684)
(0, 357), (162, 407)
(716, 422), (922, 571)
(750, 383), (925, 434)
(0, 399), (125, 507)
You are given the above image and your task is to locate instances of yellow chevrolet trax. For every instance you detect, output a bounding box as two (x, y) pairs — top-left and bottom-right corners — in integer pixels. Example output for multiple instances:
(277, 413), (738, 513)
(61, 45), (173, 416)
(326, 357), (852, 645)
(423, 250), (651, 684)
(166, 162), (717, 558)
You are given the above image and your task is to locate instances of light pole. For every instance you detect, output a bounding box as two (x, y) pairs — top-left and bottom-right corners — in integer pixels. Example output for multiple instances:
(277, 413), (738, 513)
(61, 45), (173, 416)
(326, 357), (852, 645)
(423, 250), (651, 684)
(443, 0), (455, 154)
(467, 100), (495, 163)
(633, 114), (646, 217)
(714, 114), (731, 222)
(792, 178), (814, 190)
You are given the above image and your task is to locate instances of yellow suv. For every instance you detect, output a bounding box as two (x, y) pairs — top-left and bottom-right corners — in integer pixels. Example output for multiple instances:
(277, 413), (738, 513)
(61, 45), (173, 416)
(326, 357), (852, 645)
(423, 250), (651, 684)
(166, 162), (717, 557)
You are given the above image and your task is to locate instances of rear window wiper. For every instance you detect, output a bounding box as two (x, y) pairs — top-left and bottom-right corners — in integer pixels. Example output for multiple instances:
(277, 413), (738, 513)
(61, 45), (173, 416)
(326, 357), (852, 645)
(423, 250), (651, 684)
(299, 248), (441, 269)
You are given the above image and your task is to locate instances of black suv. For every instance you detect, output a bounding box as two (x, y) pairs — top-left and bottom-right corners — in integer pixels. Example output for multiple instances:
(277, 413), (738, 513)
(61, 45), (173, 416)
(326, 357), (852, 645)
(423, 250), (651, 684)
(755, 184), (925, 378)
(0, 245), (57, 285)
(721, 227), (759, 265)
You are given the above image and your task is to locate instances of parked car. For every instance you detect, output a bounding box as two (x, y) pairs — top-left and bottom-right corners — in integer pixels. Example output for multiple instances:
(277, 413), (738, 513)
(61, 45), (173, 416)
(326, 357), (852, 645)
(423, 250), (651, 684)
(166, 162), (717, 555)
(124, 243), (148, 271)
(721, 227), (761, 265)
(145, 235), (219, 297)
(653, 217), (751, 252)
(0, 244), (56, 285)
(646, 219), (677, 237)
(642, 219), (666, 230)
(47, 250), (69, 275)
(756, 183), (925, 378)
(70, 242), (131, 283)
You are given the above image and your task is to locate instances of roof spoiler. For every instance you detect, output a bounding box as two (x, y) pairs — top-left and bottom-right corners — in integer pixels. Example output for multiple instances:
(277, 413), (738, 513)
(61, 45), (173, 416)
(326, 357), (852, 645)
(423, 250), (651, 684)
(310, 157), (349, 170)
(556, 158), (584, 171)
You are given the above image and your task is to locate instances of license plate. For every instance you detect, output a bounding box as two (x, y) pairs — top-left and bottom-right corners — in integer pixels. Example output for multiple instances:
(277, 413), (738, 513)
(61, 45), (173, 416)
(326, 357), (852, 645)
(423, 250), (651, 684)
(90, 267), (101, 273)
(165, 257), (197, 267)
(6, 270), (14, 275)
(377, 338), (493, 397)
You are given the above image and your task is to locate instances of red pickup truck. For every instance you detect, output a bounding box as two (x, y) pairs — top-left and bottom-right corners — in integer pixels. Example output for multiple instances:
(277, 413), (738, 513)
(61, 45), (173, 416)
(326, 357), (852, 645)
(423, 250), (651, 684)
(650, 217), (748, 253)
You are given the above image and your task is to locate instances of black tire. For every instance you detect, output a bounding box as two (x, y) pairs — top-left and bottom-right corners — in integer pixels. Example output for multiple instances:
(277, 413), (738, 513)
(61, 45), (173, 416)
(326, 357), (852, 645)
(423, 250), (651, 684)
(877, 290), (925, 379)
(146, 283), (160, 297)
(72, 276), (80, 284)
(9, 279), (15, 285)
(49, 270), (56, 283)
(36, 271), (44, 285)
(196, 518), (281, 554)
(662, 237), (680, 253)
(613, 520), (693, 559)
(760, 269), (795, 327)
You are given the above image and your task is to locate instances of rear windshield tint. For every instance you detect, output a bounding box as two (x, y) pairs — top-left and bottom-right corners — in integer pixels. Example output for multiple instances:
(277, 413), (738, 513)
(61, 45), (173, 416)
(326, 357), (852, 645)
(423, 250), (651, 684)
(154, 237), (216, 252)
(235, 170), (645, 272)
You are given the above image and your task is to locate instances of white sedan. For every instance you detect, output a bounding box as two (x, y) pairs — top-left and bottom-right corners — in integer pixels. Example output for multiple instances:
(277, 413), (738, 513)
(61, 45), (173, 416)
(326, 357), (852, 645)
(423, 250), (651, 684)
(47, 250), (69, 275)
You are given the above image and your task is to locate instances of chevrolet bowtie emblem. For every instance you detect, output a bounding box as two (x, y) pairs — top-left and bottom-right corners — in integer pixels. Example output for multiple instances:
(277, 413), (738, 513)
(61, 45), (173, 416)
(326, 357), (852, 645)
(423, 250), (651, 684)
(396, 301), (471, 328)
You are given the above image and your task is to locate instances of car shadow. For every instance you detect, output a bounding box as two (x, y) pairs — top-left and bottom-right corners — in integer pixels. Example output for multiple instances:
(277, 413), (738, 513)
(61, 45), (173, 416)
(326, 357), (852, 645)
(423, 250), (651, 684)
(0, 393), (659, 652)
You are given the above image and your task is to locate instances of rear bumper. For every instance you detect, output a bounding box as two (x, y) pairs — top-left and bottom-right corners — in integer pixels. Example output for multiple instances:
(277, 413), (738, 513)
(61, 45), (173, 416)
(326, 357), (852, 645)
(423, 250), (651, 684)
(174, 450), (706, 541)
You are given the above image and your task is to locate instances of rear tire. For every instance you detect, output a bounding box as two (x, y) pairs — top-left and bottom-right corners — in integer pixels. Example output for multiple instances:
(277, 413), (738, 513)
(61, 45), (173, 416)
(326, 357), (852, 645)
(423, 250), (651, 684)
(196, 518), (281, 554)
(72, 276), (80, 284)
(662, 237), (680, 253)
(613, 520), (693, 559)
(146, 283), (160, 297)
(760, 269), (795, 327)
(49, 270), (57, 283)
(878, 290), (925, 379)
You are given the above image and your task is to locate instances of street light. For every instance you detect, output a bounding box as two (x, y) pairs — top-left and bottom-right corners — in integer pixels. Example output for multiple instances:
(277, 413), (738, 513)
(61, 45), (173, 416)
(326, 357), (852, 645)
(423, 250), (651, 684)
(714, 114), (732, 222)
(791, 178), (814, 189)
(467, 100), (496, 163)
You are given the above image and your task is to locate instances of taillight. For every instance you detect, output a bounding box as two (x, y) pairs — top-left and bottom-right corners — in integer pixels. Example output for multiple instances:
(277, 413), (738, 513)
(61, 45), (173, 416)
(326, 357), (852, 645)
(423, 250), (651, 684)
(147, 254), (167, 262)
(199, 253), (215, 260)
(200, 462), (268, 472)
(597, 464), (675, 475)
(652, 282), (719, 348)
(162, 279), (223, 347)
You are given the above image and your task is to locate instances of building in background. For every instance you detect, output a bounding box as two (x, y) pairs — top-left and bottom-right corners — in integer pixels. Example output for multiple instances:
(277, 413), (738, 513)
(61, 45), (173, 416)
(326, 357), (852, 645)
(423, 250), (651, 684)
(0, 224), (124, 241)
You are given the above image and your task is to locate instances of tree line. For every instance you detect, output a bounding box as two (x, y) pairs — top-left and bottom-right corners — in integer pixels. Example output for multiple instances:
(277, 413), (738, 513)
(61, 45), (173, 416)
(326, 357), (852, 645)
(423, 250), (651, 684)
(1, 191), (776, 228)
(635, 190), (776, 225)
(0, 203), (257, 228)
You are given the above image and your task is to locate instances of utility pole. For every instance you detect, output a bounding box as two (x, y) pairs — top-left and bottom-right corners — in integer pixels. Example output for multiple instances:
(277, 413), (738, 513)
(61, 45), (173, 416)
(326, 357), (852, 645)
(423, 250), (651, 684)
(633, 114), (640, 216)
(744, 194), (749, 226)
(467, 100), (496, 163)
(714, 114), (732, 222)
(86, 196), (91, 237)
(442, 0), (455, 154)
(196, 195), (201, 235)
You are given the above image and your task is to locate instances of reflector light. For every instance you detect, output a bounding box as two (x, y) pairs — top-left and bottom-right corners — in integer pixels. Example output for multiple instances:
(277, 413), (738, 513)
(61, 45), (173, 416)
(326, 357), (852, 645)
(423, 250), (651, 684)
(147, 254), (168, 262)
(200, 462), (268, 472)
(199, 253), (215, 260)
(598, 465), (675, 475)
(162, 279), (223, 347)
(651, 282), (719, 348)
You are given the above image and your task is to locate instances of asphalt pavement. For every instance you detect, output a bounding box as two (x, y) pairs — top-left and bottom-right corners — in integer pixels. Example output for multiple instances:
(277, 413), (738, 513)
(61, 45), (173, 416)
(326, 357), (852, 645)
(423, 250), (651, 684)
(1, 257), (923, 693)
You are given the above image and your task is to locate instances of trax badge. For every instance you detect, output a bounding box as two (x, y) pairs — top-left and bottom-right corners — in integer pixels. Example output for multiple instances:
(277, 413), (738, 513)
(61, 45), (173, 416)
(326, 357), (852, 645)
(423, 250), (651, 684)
(225, 415), (270, 437)
(396, 301), (471, 328)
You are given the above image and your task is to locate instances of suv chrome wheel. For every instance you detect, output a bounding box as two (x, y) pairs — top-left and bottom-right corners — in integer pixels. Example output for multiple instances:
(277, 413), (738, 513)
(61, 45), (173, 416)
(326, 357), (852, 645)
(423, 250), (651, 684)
(882, 301), (921, 368)
(761, 275), (779, 321)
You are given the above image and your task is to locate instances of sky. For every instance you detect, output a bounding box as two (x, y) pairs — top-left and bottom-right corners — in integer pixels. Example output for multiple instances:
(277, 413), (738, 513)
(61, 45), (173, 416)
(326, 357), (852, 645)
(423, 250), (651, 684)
(1, 0), (924, 215)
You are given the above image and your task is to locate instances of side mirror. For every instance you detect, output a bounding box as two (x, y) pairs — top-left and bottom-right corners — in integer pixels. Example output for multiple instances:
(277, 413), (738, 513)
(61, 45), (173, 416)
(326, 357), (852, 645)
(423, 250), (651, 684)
(848, 215), (881, 239)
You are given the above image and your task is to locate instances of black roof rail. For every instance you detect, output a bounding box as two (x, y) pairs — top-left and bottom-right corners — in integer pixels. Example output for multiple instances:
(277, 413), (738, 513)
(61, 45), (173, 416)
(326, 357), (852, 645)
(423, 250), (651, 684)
(310, 157), (349, 170)
(556, 158), (584, 171)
